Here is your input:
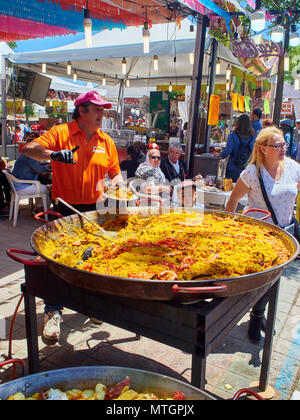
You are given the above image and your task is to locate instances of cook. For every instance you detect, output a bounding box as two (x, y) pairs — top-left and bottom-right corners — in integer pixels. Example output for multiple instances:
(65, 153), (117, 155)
(22, 91), (124, 344)
(23, 91), (123, 216)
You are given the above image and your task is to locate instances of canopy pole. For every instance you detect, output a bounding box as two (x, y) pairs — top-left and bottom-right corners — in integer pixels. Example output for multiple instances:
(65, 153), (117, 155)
(185, 14), (210, 178)
(273, 19), (290, 126)
(204, 37), (218, 153)
(1, 56), (7, 156)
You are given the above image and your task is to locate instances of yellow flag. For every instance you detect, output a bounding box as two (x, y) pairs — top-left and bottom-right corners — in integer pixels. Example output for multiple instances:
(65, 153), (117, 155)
(231, 92), (238, 111)
(238, 95), (245, 112)
(208, 94), (220, 126)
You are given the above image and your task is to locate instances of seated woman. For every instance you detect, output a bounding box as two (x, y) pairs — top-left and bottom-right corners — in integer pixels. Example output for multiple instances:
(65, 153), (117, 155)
(135, 144), (172, 197)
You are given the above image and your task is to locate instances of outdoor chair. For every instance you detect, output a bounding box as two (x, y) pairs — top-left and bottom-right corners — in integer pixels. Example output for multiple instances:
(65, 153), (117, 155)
(4, 171), (48, 227)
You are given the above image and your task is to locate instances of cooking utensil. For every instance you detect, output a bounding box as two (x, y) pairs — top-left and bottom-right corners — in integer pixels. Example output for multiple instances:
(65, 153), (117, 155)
(14, 208), (296, 302)
(56, 197), (118, 241)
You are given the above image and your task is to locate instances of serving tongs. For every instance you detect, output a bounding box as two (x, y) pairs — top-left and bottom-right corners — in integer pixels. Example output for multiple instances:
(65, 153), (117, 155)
(57, 197), (118, 241)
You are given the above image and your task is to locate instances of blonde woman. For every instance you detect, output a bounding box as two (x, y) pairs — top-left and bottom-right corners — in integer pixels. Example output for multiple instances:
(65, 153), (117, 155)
(226, 126), (300, 227)
(226, 126), (300, 344)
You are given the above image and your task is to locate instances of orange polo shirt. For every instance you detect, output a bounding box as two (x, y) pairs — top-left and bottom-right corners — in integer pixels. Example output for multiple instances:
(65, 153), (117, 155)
(35, 121), (120, 205)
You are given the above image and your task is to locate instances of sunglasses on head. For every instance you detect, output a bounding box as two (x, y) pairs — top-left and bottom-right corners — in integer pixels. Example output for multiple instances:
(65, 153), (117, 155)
(150, 156), (161, 160)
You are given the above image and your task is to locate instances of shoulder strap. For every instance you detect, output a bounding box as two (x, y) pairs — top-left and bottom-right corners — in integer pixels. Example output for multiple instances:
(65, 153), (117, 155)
(257, 168), (279, 225)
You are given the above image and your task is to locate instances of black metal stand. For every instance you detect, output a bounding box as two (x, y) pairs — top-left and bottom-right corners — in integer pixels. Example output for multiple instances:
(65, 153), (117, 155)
(185, 14), (210, 178)
(21, 265), (280, 391)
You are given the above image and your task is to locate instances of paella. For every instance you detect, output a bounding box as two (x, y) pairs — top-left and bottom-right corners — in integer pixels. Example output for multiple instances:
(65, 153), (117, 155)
(38, 212), (291, 281)
(104, 185), (134, 200)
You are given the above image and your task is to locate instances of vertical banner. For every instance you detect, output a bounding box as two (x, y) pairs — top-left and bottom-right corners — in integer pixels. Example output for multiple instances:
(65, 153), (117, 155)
(244, 96), (251, 112)
(264, 98), (271, 115)
(208, 94), (220, 125)
(238, 95), (245, 112)
(231, 92), (238, 111)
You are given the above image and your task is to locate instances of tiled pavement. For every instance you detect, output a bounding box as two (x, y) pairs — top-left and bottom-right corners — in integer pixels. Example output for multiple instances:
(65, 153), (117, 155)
(0, 204), (300, 400)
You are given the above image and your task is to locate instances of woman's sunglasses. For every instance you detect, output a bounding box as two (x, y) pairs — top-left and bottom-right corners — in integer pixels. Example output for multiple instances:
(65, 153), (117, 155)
(150, 156), (161, 160)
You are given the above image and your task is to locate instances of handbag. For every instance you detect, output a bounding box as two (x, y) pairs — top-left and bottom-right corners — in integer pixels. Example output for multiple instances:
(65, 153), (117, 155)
(258, 168), (300, 243)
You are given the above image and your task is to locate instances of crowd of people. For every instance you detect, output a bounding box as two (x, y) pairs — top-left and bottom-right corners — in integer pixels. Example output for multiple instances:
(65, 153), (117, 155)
(1, 90), (300, 347)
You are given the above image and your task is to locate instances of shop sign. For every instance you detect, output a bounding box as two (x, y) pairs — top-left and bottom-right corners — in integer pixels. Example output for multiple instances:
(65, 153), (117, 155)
(281, 101), (294, 116)
(232, 39), (284, 60)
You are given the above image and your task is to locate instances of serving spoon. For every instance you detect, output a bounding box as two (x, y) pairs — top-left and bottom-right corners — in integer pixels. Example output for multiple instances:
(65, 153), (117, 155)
(57, 197), (118, 241)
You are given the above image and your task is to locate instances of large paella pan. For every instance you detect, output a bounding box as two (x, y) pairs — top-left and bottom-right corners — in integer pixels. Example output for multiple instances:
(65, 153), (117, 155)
(8, 208), (299, 301)
(0, 366), (213, 400)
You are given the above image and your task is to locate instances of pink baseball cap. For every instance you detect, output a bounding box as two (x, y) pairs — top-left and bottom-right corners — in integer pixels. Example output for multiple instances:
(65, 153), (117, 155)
(74, 91), (112, 109)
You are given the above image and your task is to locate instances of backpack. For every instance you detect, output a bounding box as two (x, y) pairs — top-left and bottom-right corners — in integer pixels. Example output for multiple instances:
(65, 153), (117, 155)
(233, 135), (252, 170)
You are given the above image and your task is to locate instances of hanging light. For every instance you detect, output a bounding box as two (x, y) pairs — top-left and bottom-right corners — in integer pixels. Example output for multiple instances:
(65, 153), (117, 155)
(67, 61), (72, 75)
(271, 16), (284, 42)
(284, 53), (290, 72)
(216, 58), (221, 75)
(290, 25), (300, 47)
(153, 55), (158, 71)
(189, 52), (194, 65)
(41, 63), (47, 74)
(126, 78), (130, 87)
(83, 7), (93, 48)
(102, 75), (106, 86)
(271, 16), (284, 43)
(122, 57), (127, 75)
(169, 82), (172, 92)
(142, 22), (150, 54)
(295, 77), (300, 91)
(226, 64), (231, 80)
(250, 4), (265, 32)
(226, 81), (231, 92)
(73, 70), (77, 82)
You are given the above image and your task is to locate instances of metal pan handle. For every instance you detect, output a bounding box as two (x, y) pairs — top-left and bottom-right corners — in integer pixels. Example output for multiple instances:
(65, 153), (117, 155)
(232, 388), (264, 400)
(34, 211), (63, 224)
(172, 283), (227, 294)
(242, 208), (271, 221)
(6, 249), (47, 266)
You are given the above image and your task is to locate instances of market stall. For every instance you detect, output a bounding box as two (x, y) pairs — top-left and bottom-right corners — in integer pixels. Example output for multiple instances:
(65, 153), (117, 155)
(2, 19), (246, 161)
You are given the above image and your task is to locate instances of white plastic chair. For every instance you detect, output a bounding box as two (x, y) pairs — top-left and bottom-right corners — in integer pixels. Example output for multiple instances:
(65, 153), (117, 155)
(4, 171), (48, 227)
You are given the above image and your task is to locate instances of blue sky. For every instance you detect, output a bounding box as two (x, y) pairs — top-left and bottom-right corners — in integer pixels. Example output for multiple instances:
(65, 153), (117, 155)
(15, 33), (85, 53)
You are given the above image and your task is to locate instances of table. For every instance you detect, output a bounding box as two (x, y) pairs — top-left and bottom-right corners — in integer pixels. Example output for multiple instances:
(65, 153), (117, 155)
(196, 187), (248, 210)
(21, 265), (280, 391)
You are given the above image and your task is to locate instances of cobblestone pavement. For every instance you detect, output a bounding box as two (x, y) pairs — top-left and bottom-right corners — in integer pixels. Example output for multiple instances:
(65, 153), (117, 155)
(0, 206), (299, 400)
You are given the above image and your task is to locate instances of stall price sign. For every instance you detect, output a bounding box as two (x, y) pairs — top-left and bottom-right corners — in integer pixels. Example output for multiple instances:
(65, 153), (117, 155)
(281, 101), (294, 116)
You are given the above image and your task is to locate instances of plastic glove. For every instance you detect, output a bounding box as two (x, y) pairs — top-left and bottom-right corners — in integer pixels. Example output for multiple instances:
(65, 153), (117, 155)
(50, 146), (79, 164)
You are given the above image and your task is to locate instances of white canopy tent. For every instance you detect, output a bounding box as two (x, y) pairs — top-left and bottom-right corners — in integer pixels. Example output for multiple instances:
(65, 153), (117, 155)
(3, 20), (245, 88)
